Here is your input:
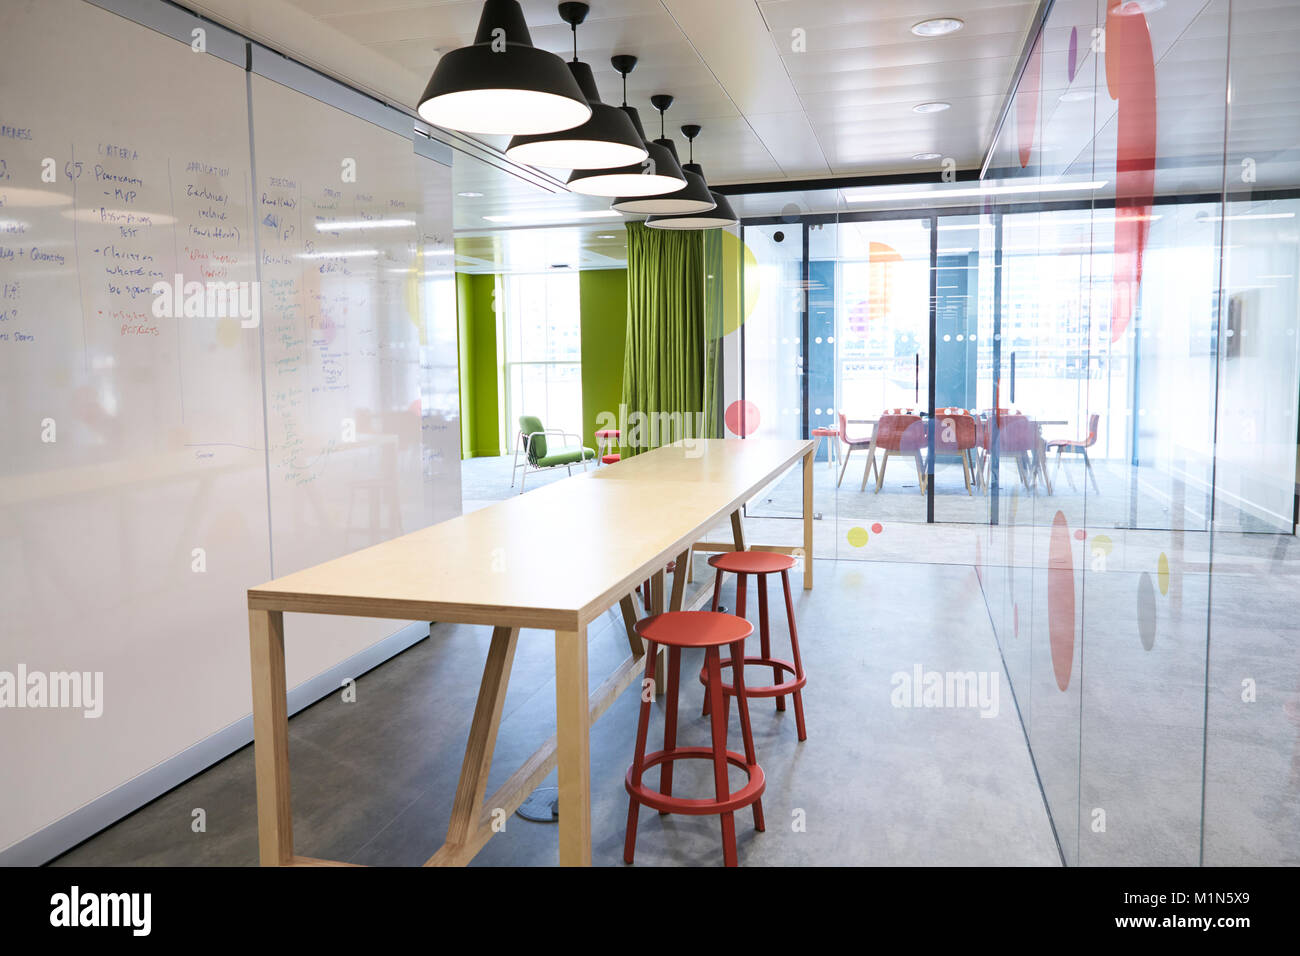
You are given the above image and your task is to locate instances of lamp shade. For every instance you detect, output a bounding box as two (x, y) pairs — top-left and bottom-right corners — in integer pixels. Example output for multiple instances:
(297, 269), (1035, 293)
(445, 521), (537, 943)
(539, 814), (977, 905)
(612, 143), (715, 214)
(417, 0), (591, 136)
(567, 107), (686, 196)
(645, 189), (738, 229)
(505, 61), (647, 169)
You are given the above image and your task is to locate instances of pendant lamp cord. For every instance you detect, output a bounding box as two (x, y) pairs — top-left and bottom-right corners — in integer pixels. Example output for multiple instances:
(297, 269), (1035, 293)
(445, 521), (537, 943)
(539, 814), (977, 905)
(571, 22), (578, 61)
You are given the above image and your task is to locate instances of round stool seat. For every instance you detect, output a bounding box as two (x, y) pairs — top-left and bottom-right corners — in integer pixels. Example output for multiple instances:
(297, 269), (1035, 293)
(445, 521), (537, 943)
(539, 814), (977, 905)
(626, 747), (764, 816)
(810, 426), (839, 437)
(635, 611), (752, 648)
(601, 453), (621, 464)
(708, 550), (796, 575)
(594, 428), (621, 438)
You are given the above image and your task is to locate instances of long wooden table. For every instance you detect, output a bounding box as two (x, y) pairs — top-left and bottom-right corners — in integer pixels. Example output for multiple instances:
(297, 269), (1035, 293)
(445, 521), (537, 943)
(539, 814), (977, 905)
(246, 437), (815, 867)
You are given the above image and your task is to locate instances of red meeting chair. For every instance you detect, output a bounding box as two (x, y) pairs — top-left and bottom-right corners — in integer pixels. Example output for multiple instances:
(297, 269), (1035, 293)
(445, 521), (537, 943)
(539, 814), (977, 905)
(869, 413), (927, 494)
(1047, 413), (1100, 493)
(932, 408), (978, 495)
(981, 411), (1048, 494)
(836, 412), (878, 489)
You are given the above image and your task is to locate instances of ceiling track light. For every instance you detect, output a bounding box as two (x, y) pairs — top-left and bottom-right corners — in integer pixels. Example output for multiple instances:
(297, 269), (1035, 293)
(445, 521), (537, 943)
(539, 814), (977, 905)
(611, 96), (716, 215)
(504, 4), (648, 170)
(646, 125), (737, 229)
(417, 0), (591, 135)
(567, 55), (688, 197)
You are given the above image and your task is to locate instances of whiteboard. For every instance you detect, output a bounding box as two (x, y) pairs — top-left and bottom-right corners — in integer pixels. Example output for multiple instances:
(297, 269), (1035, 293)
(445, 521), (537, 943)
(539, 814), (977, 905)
(0, 0), (460, 855)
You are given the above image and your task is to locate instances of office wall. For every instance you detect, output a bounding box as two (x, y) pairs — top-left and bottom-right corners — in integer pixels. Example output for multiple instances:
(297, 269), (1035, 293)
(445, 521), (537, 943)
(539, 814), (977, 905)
(0, 0), (459, 860)
(456, 272), (501, 458)
(976, 0), (1300, 866)
(579, 268), (628, 450)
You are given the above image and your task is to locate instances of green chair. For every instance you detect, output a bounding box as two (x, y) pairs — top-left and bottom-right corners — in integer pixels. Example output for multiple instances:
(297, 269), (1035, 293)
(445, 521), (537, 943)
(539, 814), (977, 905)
(510, 414), (596, 492)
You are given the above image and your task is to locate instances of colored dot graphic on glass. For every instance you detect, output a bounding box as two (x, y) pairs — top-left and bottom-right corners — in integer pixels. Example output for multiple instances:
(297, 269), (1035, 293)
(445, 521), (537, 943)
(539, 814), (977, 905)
(1047, 510), (1075, 691)
(846, 523), (882, 548)
(725, 399), (760, 437)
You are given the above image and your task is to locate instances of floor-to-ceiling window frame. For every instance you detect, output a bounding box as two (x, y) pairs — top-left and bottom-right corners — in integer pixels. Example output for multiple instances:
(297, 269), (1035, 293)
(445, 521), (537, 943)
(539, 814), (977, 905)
(735, 190), (1300, 542)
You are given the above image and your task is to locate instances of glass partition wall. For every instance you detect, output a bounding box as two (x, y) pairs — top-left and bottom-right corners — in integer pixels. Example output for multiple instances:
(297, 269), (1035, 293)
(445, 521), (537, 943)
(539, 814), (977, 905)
(711, 0), (1300, 865)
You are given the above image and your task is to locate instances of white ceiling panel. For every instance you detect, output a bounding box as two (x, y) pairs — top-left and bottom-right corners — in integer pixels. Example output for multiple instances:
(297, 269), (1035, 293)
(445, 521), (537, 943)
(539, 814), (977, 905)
(221, 0), (1044, 185)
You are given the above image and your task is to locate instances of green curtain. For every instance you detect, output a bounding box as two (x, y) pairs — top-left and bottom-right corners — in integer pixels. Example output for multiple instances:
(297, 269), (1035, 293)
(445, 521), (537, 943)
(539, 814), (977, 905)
(621, 221), (705, 454)
(702, 229), (725, 439)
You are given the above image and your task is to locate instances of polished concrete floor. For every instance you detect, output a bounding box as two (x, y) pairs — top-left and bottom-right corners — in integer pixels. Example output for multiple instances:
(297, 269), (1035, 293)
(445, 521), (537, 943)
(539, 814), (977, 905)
(49, 454), (1296, 866)
(51, 557), (1062, 867)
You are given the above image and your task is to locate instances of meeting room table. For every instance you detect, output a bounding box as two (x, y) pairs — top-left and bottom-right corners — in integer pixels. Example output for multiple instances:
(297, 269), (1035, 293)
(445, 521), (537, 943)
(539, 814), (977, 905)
(244, 437), (815, 867)
(841, 412), (1067, 494)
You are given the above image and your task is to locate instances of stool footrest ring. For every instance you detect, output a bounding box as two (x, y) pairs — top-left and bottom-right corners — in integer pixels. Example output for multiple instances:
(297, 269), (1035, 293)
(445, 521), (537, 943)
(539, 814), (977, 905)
(625, 747), (765, 816)
(698, 656), (807, 698)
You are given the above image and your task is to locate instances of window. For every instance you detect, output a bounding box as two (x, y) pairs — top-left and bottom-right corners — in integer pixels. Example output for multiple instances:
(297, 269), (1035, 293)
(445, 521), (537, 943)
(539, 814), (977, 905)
(502, 272), (583, 451)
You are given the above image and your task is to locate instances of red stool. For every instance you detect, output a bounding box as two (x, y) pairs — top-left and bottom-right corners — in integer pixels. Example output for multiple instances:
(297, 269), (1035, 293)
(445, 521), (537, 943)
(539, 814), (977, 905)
(701, 551), (807, 741)
(625, 611), (765, 867)
(595, 428), (621, 466)
(810, 425), (839, 472)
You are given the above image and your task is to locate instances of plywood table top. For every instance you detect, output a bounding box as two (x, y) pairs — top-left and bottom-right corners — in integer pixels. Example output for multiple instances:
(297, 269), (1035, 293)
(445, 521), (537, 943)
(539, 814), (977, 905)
(249, 438), (813, 631)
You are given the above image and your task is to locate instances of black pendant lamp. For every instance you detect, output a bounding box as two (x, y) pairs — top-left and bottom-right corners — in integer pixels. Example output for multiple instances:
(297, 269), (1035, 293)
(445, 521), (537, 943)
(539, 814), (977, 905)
(612, 99), (715, 215)
(567, 56), (687, 197)
(417, 0), (591, 136)
(505, 4), (647, 170)
(647, 126), (739, 228)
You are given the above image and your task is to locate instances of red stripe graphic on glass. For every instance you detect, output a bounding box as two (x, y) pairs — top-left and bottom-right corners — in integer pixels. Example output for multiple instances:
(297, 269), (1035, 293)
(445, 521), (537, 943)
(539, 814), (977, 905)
(1105, 1), (1157, 342)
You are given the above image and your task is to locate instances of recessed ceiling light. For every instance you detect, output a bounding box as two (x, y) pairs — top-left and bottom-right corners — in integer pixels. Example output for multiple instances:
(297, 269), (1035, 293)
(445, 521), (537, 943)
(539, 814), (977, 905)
(912, 152), (943, 161)
(482, 209), (622, 224)
(595, 233), (617, 239)
(1059, 90), (1094, 102)
(457, 191), (484, 198)
(1193, 211), (1295, 223)
(296, 249), (381, 259)
(913, 101), (951, 113)
(314, 218), (416, 232)
(843, 180), (1108, 204)
(911, 18), (964, 37)
(1117, 0), (1164, 14)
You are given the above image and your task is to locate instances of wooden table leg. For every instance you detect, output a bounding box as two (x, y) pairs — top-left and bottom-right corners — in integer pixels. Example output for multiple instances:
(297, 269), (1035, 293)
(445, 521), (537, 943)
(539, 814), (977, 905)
(669, 549), (690, 612)
(619, 594), (642, 658)
(730, 509), (746, 551)
(621, 592), (665, 695)
(555, 625), (591, 866)
(802, 448), (814, 589)
(445, 626), (520, 850)
(249, 608), (292, 866)
(1037, 434), (1054, 496)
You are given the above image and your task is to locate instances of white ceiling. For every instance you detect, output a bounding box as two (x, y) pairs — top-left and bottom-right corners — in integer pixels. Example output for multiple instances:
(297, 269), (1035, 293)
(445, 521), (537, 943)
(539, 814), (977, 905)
(179, 0), (1300, 274)
(185, 0), (1041, 184)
